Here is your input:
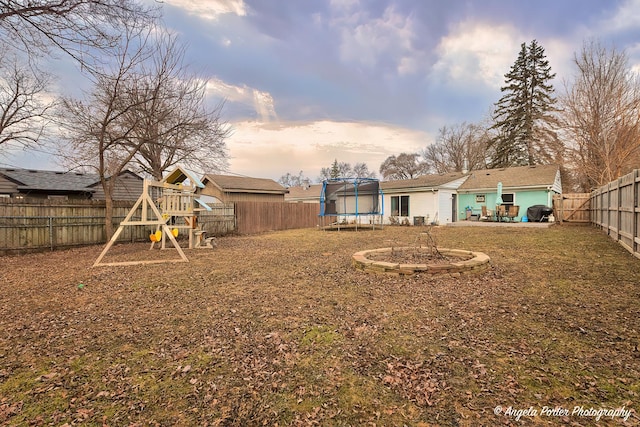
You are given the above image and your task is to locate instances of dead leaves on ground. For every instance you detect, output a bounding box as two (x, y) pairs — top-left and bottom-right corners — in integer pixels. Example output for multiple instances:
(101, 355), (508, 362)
(1, 226), (640, 425)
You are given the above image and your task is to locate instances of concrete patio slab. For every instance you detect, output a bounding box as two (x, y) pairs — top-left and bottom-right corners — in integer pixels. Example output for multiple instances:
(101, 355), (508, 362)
(446, 221), (554, 228)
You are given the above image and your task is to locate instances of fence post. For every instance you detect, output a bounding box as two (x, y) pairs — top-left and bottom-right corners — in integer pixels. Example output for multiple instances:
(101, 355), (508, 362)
(635, 170), (639, 257)
(607, 182), (612, 236)
(617, 177), (622, 242)
(48, 216), (54, 251)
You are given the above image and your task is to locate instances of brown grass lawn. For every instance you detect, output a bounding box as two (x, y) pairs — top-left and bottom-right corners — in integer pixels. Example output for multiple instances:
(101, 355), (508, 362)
(1, 225), (639, 426)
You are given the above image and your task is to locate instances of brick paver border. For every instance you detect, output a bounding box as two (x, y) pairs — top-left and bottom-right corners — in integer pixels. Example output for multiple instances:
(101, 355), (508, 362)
(352, 247), (491, 277)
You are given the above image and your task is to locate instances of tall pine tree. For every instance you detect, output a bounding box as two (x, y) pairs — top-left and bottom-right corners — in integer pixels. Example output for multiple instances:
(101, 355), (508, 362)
(490, 40), (559, 168)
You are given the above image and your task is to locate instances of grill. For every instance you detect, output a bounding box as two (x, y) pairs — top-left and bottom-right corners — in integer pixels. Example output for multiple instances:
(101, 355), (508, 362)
(526, 205), (553, 222)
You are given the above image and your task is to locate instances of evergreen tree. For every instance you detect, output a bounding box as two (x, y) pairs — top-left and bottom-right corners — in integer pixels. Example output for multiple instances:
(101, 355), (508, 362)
(330, 159), (341, 178)
(490, 40), (559, 167)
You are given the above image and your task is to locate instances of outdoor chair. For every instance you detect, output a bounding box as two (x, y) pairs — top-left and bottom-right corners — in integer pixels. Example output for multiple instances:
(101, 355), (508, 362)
(481, 205), (490, 221)
(497, 205), (507, 222)
(506, 205), (520, 222)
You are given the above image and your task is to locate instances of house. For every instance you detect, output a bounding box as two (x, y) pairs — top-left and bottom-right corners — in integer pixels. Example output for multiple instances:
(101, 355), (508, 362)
(319, 178), (382, 222)
(87, 170), (145, 201)
(0, 168), (143, 201)
(284, 183), (323, 203)
(199, 174), (288, 203)
(381, 172), (468, 225)
(456, 164), (562, 221)
(283, 173), (467, 225)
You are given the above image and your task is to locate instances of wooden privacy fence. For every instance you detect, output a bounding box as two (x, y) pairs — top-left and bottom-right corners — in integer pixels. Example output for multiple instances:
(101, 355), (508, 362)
(0, 199), (147, 254)
(0, 199), (320, 254)
(0, 199), (235, 254)
(198, 203), (236, 235)
(552, 193), (591, 224)
(590, 169), (640, 259)
(234, 201), (320, 234)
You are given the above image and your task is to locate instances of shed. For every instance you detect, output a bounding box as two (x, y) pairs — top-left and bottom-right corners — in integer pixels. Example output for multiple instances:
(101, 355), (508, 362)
(199, 174), (288, 203)
(456, 164), (562, 221)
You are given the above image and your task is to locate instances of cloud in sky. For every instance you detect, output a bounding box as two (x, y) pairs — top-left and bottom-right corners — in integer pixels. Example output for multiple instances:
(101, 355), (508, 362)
(5, 0), (640, 182)
(227, 120), (429, 180)
(162, 0), (246, 20)
(597, 0), (640, 34)
(332, 4), (425, 76)
(432, 21), (521, 90)
(206, 78), (277, 122)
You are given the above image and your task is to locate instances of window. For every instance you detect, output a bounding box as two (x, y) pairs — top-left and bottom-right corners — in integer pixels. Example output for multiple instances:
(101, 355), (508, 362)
(391, 195), (409, 216)
(501, 193), (514, 209)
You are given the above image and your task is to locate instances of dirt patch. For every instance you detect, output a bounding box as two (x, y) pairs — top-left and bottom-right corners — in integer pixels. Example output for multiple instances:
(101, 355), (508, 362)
(366, 248), (458, 264)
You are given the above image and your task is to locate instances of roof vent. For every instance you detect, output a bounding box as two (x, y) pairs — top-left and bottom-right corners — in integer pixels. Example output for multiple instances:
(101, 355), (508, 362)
(75, 173), (84, 176)
(28, 170), (38, 173)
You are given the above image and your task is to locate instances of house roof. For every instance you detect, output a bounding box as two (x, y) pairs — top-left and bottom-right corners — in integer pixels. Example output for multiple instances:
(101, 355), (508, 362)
(285, 184), (323, 201)
(0, 168), (98, 193)
(1, 168), (143, 193)
(381, 172), (467, 190)
(458, 164), (560, 190)
(203, 174), (288, 194)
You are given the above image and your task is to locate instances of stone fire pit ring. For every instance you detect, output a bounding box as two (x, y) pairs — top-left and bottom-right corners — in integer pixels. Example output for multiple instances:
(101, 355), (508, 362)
(352, 247), (490, 276)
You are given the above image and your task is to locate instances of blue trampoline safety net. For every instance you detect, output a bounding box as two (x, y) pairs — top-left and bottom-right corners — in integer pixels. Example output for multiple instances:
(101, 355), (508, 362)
(320, 178), (382, 217)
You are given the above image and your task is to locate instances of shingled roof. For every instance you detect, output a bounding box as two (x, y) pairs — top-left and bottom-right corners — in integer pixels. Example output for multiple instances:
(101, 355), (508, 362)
(0, 168), (98, 193)
(382, 172), (467, 191)
(458, 164), (560, 190)
(285, 184), (323, 201)
(203, 174), (287, 194)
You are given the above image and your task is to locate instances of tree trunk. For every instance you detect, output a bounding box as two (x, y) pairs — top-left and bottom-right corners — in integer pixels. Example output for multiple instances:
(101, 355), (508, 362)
(103, 183), (115, 239)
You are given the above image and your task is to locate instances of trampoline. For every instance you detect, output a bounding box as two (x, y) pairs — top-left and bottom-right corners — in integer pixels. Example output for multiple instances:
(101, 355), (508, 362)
(319, 178), (384, 230)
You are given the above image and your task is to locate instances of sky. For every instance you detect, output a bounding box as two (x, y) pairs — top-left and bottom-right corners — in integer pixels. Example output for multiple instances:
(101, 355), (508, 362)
(5, 0), (640, 182)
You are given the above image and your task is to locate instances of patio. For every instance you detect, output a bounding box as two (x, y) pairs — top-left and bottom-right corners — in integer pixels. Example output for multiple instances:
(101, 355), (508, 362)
(448, 220), (553, 228)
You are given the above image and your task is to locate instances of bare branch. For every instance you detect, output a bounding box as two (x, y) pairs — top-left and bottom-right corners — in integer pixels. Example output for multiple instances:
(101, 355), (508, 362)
(0, 48), (55, 151)
(123, 31), (230, 179)
(560, 40), (640, 190)
(422, 122), (490, 174)
(379, 153), (426, 180)
(58, 24), (155, 237)
(0, 0), (159, 72)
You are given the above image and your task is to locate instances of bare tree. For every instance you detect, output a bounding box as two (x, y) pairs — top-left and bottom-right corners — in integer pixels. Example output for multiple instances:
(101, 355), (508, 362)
(319, 159), (352, 180)
(422, 122), (490, 173)
(352, 162), (376, 179)
(278, 170), (310, 187)
(560, 41), (640, 191)
(0, 48), (55, 151)
(318, 159), (375, 181)
(379, 153), (426, 180)
(126, 33), (229, 180)
(59, 26), (154, 237)
(0, 0), (158, 69)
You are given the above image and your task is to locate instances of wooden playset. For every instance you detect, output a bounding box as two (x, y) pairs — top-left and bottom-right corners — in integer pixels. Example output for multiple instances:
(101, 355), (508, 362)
(93, 167), (215, 267)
